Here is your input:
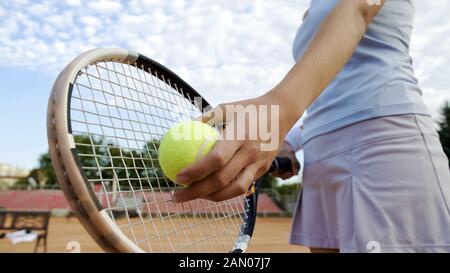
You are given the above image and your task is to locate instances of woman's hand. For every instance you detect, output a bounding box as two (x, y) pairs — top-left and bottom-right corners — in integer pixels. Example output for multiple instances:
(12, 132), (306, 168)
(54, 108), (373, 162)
(171, 0), (383, 203)
(172, 92), (297, 203)
(269, 141), (300, 180)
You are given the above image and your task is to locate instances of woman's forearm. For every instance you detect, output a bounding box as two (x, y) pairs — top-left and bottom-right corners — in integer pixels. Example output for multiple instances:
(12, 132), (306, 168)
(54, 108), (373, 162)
(271, 0), (383, 128)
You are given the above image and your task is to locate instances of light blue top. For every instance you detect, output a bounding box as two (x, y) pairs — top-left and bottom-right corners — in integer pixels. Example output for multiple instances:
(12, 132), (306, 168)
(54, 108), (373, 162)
(288, 0), (429, 146)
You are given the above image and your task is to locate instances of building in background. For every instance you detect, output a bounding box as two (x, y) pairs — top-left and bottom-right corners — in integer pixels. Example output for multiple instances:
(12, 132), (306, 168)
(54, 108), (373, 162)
(0, 163), (29, 189)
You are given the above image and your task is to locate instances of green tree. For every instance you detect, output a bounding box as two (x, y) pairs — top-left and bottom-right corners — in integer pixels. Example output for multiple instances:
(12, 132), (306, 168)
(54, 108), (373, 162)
(76, 136), (173, 191)
(277, 183), (300, 196)
(16, 153), (57, 187)
(37, 153), (57, 185)
(16, 135), (182, 190)
(438, 101), (450, 168)
(142, 139), (175, 189)
(258, 174), (277, 189)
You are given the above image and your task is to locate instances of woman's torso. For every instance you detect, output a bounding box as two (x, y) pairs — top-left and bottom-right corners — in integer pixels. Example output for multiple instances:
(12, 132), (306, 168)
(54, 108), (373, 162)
(293, 0), (429, 144)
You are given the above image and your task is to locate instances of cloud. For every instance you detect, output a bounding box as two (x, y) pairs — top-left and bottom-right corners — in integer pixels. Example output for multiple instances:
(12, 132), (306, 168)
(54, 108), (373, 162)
(0, 0), (449, 120)
(88, 0), (122, 13)
(411, 0), (450, 119)
(0, 0), (305, 102)
(66, 0), (81, 6)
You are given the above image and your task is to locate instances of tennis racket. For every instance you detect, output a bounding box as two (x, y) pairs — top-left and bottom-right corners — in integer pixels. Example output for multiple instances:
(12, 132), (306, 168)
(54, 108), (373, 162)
(47, 48), (292, 253)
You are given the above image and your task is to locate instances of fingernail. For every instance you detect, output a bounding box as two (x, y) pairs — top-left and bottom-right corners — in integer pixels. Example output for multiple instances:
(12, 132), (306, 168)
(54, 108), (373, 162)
(172, 195), (178, 203)
(176, 175), (189, 184)
(174, 191), (189, 203)
(173, 194), (182, 203)
(177, 169), (188, 176)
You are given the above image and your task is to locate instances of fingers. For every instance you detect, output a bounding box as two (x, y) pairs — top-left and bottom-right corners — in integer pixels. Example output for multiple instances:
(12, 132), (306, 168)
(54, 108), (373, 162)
(177, 105), (239, 185)
(270, 171), (295, 180)
(173, 147), (256, 203)
(269, 156), (300, 179)
(204, 164), (258, 202)
(291, 159), (300, 174)
(176, 135), (244, 184)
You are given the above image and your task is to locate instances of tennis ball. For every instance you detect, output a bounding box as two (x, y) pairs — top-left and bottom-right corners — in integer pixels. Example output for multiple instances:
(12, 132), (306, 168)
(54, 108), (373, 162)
(158, 120), (219, 184)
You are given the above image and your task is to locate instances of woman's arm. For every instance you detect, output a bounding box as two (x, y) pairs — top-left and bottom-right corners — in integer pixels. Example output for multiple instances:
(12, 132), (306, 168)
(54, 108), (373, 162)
(173, 0), (384, 203)
(272, 0), (384, 122)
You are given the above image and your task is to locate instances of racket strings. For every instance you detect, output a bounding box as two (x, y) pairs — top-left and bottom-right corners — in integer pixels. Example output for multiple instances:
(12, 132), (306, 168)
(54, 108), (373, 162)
(69, 60), (247, 252)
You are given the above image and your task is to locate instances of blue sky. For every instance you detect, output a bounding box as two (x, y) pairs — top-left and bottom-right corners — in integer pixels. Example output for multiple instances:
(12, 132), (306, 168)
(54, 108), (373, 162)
(1, 0), (450, 170)
(0, 67), (52, 169)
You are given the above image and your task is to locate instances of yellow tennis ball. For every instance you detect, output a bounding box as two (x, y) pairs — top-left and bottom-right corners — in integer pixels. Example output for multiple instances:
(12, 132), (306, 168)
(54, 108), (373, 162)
(158, 120), (219, 184)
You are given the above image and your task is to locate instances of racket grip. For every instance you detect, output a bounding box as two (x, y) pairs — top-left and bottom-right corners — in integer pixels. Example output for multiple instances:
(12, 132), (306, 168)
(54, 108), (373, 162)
(268, 157), (292, 173)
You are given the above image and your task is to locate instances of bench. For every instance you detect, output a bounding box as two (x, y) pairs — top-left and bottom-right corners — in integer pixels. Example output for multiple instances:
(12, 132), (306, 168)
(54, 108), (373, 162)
(0, 210), (50, 253)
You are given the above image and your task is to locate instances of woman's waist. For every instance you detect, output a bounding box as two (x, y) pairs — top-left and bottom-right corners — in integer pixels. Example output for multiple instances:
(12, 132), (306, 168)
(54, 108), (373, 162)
(302, 113), (435, 164)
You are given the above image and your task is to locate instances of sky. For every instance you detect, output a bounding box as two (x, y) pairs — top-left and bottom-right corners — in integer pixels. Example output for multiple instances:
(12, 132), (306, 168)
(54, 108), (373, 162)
(0, 0), (450, 170)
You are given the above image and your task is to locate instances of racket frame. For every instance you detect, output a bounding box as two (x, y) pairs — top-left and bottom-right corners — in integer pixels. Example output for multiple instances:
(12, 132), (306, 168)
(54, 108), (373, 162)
(47, 48), (259, 253)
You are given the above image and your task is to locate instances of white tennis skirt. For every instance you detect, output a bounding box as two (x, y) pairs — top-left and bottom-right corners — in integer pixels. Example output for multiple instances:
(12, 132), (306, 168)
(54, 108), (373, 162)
(290, 114), (450, 252)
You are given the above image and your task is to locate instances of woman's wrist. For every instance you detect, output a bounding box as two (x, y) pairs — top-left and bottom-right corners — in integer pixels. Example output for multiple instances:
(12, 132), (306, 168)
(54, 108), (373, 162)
(264, 87), (304, 134)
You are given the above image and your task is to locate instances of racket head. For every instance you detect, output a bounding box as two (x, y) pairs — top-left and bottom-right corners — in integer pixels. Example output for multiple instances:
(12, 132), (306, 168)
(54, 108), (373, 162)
(47, 48), (258, 253)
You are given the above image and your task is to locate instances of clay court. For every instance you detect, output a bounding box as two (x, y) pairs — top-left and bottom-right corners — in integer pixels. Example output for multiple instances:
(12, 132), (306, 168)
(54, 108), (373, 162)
(0, 216), (309, 253)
